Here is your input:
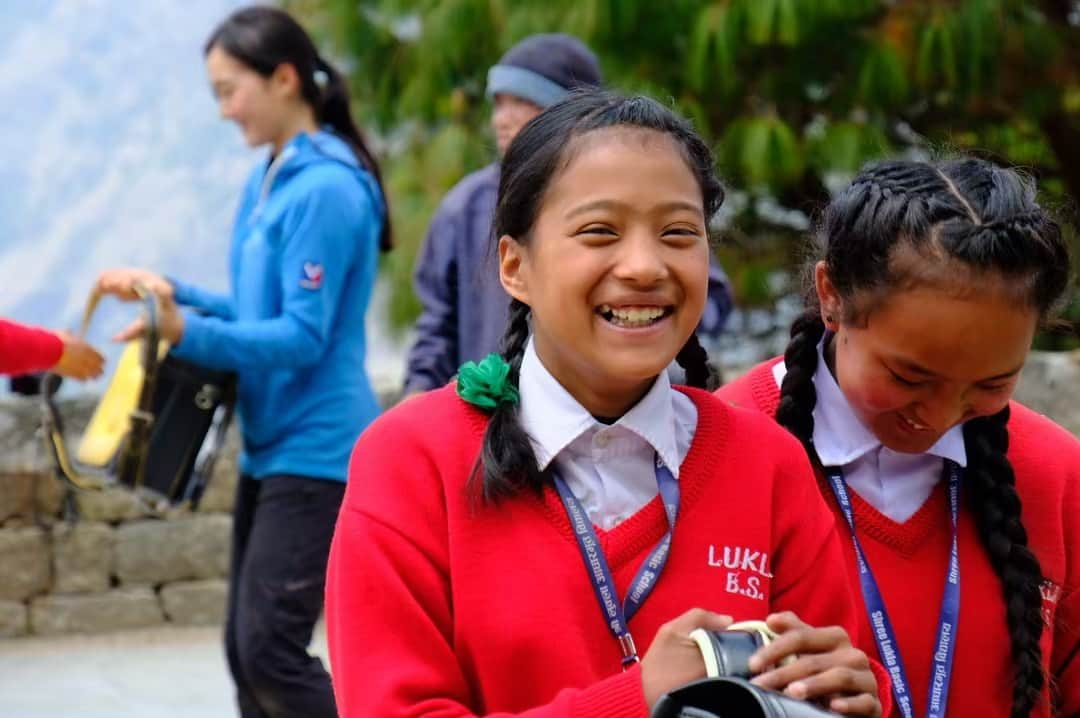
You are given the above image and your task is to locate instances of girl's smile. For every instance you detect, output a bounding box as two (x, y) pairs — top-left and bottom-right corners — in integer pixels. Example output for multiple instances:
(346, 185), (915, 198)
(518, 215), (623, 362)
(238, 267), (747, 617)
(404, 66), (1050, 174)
(499, 127), (710, 418)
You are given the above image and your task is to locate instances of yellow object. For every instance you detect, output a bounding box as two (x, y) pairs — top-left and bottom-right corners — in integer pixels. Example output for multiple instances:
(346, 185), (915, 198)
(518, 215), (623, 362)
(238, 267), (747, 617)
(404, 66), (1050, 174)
(76, 340), (168, 466)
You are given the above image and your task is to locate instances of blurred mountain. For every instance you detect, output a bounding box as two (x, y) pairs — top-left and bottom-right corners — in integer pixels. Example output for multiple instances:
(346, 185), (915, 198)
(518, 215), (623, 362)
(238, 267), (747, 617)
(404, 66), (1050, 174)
(0, 0), (406, 392)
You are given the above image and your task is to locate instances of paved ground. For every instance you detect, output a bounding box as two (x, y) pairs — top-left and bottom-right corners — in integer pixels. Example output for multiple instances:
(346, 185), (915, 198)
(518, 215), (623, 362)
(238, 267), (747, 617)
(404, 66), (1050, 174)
(0, 625), (328, 718)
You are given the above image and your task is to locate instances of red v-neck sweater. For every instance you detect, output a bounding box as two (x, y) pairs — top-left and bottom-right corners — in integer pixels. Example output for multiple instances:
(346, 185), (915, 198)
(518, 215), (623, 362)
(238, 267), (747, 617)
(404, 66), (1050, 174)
(717, 360), (1080, 718)
(327, 384), (893, 718)
(0, 319), (63, 376)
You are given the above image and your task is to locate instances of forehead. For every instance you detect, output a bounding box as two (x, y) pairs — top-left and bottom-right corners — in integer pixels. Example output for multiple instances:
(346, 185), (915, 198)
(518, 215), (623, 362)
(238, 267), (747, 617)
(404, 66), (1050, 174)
(859, 285), (1037, 380)
(542, 127), (703, 212)
(205, 45), (254, 81)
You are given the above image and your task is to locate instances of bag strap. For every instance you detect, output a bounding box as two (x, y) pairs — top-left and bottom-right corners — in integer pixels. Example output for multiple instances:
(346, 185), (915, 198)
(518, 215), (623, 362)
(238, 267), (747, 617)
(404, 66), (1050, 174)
(42, 283), (162, 491)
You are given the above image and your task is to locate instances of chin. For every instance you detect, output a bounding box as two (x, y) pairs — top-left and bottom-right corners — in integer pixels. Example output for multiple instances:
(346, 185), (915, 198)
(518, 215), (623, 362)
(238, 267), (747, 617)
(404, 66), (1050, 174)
(876, 428), (945, 456)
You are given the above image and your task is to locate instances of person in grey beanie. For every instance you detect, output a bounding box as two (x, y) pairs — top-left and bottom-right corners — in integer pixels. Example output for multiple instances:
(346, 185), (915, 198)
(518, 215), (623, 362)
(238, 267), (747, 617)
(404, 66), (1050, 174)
(403, 34), (733, 395)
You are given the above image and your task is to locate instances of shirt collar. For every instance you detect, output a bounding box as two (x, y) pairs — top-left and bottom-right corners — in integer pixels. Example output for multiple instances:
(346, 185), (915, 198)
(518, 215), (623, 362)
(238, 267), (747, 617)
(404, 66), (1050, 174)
(518, 339), (683, 476)
(772, 339), (967, 468)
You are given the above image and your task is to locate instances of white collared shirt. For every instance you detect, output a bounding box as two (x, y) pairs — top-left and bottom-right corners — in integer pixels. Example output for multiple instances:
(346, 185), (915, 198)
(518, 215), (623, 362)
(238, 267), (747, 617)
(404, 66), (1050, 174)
(518, 339), (698, 530)
(772, 340), (967, 523)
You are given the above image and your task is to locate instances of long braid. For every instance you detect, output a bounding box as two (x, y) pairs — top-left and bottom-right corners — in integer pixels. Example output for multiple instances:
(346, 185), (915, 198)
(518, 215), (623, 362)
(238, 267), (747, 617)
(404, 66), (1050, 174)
(475, 299), (543, 501)
(963, 407), (1046, 718)
(675, 332), (719, 390)
(782, 157), (1066, 716)
(775, 309), (826, 457)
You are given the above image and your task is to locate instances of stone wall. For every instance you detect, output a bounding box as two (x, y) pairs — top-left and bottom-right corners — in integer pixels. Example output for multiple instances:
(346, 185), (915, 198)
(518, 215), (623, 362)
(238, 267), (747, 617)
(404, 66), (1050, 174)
(0, 350), (1075, 638)
(0, 395), (239, 638)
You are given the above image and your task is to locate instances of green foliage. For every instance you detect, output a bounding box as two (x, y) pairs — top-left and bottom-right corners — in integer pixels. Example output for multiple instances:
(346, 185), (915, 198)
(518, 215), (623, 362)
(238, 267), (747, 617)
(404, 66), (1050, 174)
(286, 0), (1079, 345)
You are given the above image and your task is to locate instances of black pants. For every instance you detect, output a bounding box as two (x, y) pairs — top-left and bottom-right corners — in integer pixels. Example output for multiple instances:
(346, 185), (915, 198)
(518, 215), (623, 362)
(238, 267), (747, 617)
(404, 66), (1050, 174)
(224, 474), (345, 718)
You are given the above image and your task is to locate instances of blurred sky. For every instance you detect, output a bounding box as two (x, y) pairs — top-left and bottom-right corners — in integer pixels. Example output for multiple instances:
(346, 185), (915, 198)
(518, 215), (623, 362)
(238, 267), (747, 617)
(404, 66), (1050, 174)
(0, 0), (405, 392)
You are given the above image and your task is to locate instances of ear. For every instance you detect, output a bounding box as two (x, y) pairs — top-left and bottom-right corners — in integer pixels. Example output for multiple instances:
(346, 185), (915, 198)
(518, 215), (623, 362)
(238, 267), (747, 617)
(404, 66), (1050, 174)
(269, 62), (302, 99)
(813, 260), (843, 331)
(498, 235), (530, 305)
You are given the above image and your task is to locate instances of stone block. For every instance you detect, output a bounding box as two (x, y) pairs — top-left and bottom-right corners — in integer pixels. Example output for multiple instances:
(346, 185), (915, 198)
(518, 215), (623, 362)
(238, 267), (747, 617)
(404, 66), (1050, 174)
(197, 434), (239, 514)
(0, 599), (29, 638)
(29, 587), (163, 636)
(0, 527), (50, 601)
(1015, 350), (1080, 436)
(160, 579), (227, 626)
(113, 515), (231, 585)
(0, 473), (36, 523)
(52, 522), (113, 594)
(74, 487), (151, 523)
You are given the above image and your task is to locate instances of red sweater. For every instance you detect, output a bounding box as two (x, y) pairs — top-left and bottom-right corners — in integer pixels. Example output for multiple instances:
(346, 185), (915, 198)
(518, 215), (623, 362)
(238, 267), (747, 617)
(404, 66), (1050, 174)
(717, 360), (1080, 718)
(327, 385), (892, 718)
(0, 319), (63, 376)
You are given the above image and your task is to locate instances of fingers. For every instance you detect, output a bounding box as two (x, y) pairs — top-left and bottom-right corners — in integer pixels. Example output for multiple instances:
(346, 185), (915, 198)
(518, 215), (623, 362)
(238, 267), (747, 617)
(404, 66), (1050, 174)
(751, 644), (869, 692)
(96, 269), (173, 301)
(830, 692), (883, 718)
(53, 336), (106, 380)
(749, 614), (850, 673)
(112, 317), (147, 343)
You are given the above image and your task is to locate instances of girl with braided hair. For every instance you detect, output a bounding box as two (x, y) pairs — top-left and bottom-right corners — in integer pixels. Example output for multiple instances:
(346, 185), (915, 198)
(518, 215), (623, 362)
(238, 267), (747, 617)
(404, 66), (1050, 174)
(717, 157), (1080, 718)
(326, 90), (889, 717)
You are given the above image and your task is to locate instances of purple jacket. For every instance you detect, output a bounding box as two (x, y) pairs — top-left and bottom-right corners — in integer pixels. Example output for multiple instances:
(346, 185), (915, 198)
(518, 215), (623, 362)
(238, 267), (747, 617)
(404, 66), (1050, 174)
(404, 163), (734, 393)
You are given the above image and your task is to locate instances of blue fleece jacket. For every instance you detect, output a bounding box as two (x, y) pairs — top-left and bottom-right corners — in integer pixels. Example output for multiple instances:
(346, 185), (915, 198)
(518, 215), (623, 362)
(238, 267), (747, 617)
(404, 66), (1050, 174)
(171, 130), (383, 482)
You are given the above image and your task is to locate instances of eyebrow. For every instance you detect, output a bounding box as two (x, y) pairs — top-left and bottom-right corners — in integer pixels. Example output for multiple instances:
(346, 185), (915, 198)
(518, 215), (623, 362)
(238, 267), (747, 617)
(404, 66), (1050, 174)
(564, 199), (703, 220)
(893, 357), (1023, 382)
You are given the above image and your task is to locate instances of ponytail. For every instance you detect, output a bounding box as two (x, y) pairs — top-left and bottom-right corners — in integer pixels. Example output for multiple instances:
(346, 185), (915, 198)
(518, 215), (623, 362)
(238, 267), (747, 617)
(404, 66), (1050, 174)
(313, 56), (393, 253)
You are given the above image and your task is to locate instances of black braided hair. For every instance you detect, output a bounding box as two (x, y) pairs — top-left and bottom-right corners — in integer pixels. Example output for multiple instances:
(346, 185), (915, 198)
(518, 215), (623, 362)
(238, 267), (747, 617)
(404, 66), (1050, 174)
(774, 309), (826, 458)
(777, 157), (1069, 717)
(964, 406), (1048, 717)
(474, 90), (726, 501)
(474, 299), (543, 501)
(676, 332), (720, 390)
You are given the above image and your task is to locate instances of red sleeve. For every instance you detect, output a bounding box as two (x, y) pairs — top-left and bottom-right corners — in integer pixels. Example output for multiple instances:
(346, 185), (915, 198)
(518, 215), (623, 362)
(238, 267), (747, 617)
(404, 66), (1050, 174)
(0, 319), (64, 376)
(1050, 435), (1080, 714)
(764, 423), (894, 717)
(325, 405), (647, 718)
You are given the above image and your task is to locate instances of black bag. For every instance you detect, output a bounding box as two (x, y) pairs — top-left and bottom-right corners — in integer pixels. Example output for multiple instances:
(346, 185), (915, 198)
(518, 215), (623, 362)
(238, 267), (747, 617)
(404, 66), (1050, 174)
(41, 284), (235, 509)
(651, 677), (840, 718)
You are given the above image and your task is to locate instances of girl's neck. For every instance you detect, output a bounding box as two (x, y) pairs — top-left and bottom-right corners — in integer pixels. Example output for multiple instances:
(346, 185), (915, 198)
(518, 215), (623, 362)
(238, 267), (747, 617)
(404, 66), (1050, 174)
(271, 106), (320, 156)
(824, 331), (838, 380)
(532, 340), (656, 419)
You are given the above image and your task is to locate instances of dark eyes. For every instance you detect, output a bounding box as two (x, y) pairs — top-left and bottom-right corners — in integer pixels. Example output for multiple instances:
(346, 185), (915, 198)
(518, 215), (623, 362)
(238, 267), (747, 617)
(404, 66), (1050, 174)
(575, 225), (702, 238)
(887, 368), (926, 388)
(887, 366), (1011, 393)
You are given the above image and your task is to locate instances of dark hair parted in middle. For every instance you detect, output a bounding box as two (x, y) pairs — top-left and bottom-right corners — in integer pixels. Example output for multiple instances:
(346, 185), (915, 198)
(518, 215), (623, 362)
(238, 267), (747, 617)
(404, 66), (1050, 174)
(478, 90), (724, 502)
(776, 157), (1069, 718)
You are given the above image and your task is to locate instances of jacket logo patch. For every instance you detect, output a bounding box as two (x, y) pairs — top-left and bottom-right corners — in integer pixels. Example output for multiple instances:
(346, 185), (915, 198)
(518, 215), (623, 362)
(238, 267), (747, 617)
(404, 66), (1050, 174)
(708, 545), (772, 601)
(300, 262), (324, 290)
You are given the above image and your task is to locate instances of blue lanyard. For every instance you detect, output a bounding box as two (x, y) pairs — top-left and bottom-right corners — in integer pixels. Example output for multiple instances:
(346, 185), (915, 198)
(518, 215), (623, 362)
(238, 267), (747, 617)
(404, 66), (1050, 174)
(553, 454), (679, 668)
(825, 461), (961, 718)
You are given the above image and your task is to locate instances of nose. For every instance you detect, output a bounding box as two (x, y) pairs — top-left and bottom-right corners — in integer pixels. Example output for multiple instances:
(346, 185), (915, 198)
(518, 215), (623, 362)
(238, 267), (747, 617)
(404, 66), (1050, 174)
(914, 390), (969, 434)
(613, 231), (667, 286)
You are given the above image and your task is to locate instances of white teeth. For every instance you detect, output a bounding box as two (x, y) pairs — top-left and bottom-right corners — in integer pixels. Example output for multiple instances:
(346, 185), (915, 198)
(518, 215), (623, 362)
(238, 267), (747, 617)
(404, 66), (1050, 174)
(599, 305), (666, 327)
(902, 415), (929, 431)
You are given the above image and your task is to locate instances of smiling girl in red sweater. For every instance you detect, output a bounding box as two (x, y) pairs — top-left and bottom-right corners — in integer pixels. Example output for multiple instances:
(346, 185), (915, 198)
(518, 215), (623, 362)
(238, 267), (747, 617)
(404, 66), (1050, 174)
(717, 158), (1079, 718)
(325, 91), (890, 718)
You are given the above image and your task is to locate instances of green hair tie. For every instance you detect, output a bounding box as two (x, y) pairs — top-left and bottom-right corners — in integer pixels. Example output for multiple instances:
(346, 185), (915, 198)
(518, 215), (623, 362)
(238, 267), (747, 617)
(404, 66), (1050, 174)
(456, 353), (520, 411)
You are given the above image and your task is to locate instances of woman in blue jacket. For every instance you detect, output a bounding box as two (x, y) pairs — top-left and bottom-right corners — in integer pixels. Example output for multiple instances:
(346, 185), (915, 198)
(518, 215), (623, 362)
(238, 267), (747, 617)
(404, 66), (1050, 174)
(97, 7), (389, 717)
